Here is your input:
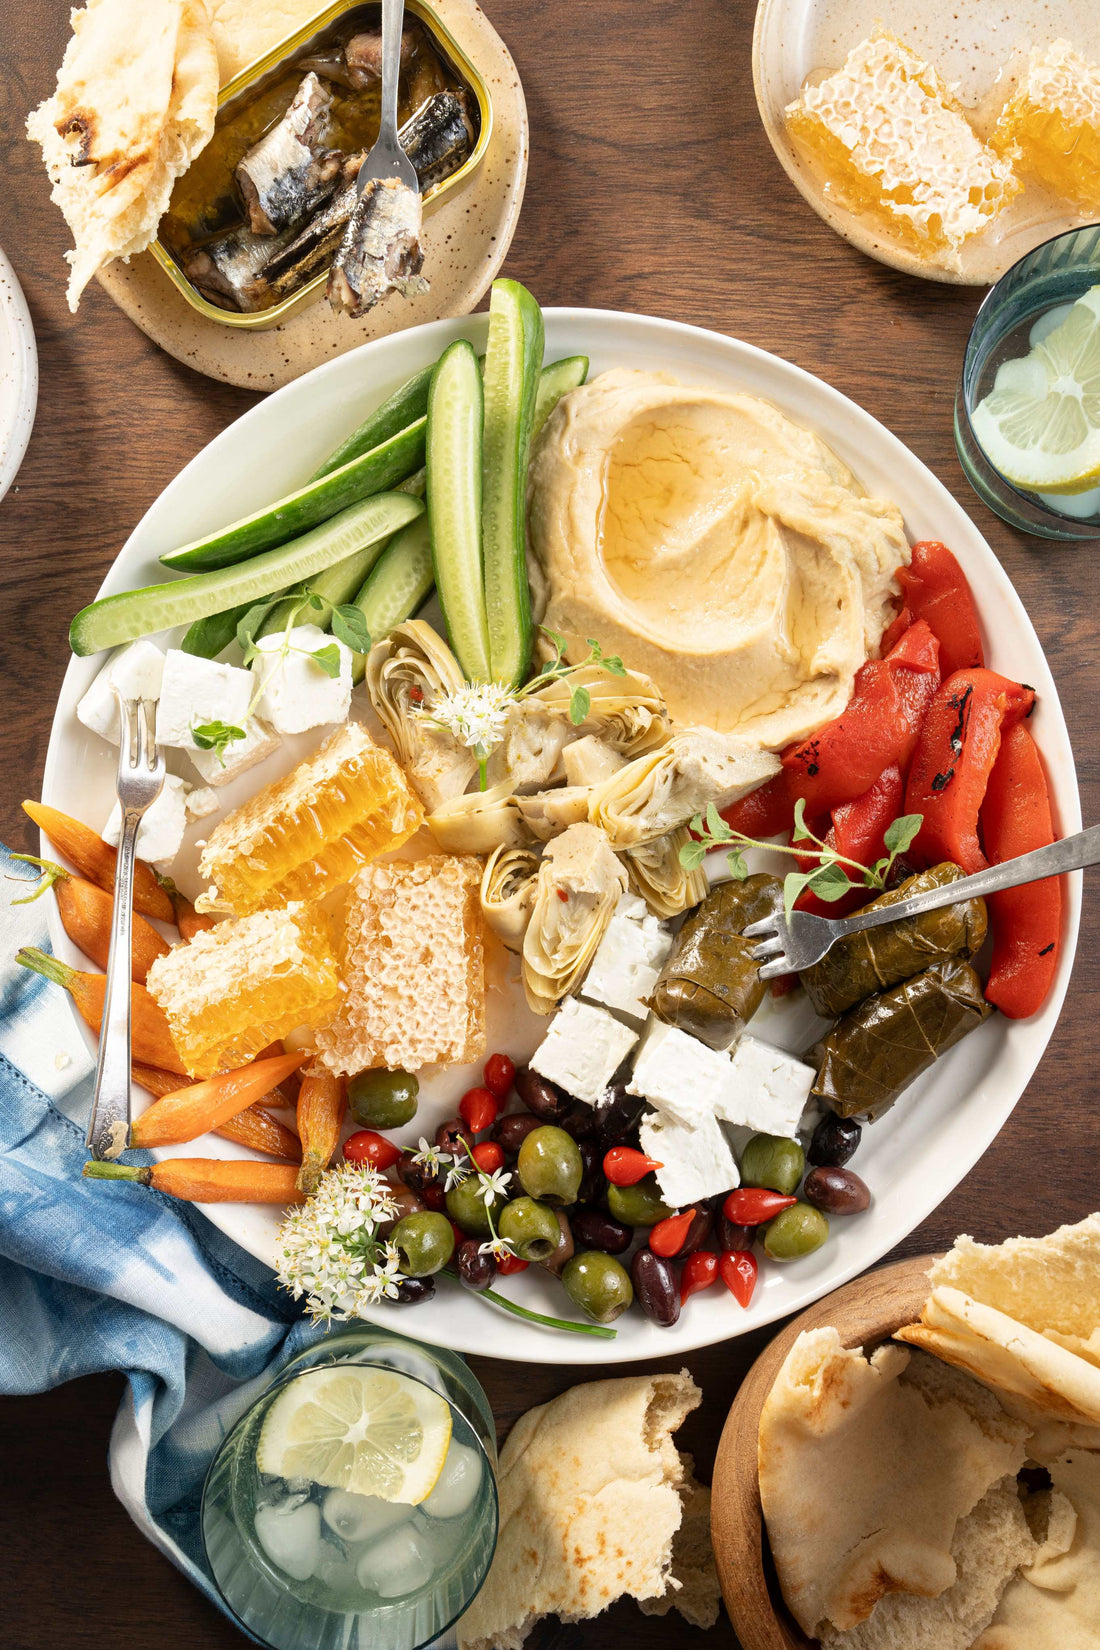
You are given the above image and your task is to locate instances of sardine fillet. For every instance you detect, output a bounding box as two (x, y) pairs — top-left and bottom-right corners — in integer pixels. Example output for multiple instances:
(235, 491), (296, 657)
(327, 176), (428, 318)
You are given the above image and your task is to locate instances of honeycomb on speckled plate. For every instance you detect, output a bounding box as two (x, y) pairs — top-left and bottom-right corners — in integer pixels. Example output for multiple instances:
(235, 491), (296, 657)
(992, 39), (1100, 215)
(785, 32), (1020, 258)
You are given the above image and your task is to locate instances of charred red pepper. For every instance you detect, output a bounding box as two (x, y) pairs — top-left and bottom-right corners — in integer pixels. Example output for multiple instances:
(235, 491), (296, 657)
(879, 605), (912, 655)
(981, 722), (1062, 1019)
(898, 541), (985, 678)
(794, 765), (907, 918)
(905, 669), (1035, 874)
(719, 1249), (759, 1308)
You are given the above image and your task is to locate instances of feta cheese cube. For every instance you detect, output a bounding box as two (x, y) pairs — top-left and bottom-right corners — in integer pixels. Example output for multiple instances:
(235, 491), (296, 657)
(103, 774), (190, 868)
(639, 1109), (739, 1207)
(580, 897), (673, 1024)
(185, 787), (219, 821)
(529, 998), (638, 1106)
(720, 1035), (816, 1137)
(76, 641), (166, 744)
(155, 650), (254, 751)
(627, 1017), (738, 1125)
(251, 624), (353, 734)
(187, 718), (282, 787)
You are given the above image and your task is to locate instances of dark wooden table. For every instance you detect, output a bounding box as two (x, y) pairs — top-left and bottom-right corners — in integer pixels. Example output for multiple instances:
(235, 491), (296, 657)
(2, 2), (1097, 1646)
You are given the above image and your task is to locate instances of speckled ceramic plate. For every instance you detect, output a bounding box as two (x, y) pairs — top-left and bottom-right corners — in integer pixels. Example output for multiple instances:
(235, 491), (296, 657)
(753, 0), (1100, 285)
(0, 250), (37, 501)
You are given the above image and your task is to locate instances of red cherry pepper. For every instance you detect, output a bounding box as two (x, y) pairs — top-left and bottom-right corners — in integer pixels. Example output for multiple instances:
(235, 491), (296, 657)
(497, 1251), (529, 1275)
(719, 1249), (759, 1309)
(898, 541), (985, 678)
(604, 1146), (663, 1186)
(471, 1140), (505, 1174)
(649, 1209), (695, 1258)
(680, 1251), (719, 1303)
(483, 1052), (516, 1099)
(724, 1187), (797, 1226)
(459, 1086), (500, 1134)
(343, 1130), (401, 1170)
(905, 669), (1036, 874)
(980, 722), (1062, 1019)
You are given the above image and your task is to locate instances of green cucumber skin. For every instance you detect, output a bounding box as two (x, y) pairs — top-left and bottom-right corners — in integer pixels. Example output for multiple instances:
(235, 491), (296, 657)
(426, 339), (492, 682)
(309, 366), (433, 482)
(482, 280), (545, 687)
(532, 356), (588, 442)
(257, 536), (393, 639)
(160, 417), (426, 573)
(349, 516), (435, 684)
(70, 494), (423, 657)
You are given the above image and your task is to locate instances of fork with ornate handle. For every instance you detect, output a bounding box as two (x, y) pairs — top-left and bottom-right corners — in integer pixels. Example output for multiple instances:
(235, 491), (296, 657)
(743, 824), (1100, 980)
(85, 695), (165, 1160)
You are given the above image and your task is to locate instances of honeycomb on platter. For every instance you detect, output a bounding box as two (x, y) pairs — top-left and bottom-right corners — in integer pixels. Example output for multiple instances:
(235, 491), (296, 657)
(992, 39), (1100, 214)
(145, 902), (340, 1076)
(198, 722), (424, 916)
(316, 855), (485, 1075)
(785, 32), (1020, 257)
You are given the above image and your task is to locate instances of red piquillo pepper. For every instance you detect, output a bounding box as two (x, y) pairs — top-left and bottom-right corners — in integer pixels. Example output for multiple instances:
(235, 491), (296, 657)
(905, 669), (1035, 874)
(719, 1249), (759, 1308)
(793, 765), (907, 918)
(603, 1146), (663, 1186)
(680, 1251), (719, 1303)
(980, 722), (1062, 1019)
(649, 1210), (695, 1258)
(723, 1187), (797, 1225)
(898, 541), (985, 678)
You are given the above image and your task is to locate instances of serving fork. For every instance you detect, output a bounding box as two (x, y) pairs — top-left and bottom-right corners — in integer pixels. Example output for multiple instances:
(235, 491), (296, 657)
(85, 695), (164, 1160)
(744, 823), (1100, 979)
(355, 0), (419, 198)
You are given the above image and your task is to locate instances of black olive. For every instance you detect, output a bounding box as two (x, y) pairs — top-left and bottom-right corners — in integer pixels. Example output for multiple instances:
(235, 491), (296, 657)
(808, 1113), (862, 1168)
(631, 1249), (680, 1327)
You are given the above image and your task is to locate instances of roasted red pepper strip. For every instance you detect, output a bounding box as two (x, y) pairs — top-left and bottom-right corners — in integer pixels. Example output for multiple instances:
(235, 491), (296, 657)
(879, 605), (912, 655)
(794, 765), (908, 918)
(980, 722), (1062, 1018)
(898, 541), (985, 677)
(905, 669), (1035, 874)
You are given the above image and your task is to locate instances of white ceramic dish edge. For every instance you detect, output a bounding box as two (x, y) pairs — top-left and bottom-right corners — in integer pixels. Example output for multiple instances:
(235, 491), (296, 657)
(0, 250), (38, 503)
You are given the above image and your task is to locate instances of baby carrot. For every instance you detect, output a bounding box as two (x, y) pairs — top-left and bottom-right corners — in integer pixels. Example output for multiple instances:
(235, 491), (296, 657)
(296, 1071), (346, 1194)
(22, 800), (175, 925)
(161, 879), (216, 941)
(83, 1158), (306, 1204)
(129, 1052), (306, 1148)
(15, 947), (186, 1073)
(13, 854), (169, 984)
(132, 1063), (302, 1160)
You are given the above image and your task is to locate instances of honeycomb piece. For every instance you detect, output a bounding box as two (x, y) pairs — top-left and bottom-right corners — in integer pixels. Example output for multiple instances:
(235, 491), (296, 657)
(993, 40), (1100, 214)
(785, 32), (1020, 256)
(145, 902), (340, 1076)
(198, 722), (424, 916)
(316, 855), (485, 1074)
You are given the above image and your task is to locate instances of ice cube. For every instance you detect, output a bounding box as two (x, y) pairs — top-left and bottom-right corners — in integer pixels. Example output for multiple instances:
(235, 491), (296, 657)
(356, 1524), (434, 1598)
(421, 1442), (483, 1520)
(413, 1511), (469, 1572)
(254, 1498), (322, 1581)
(314, 1540), (362, 1595)
(322, 1488), (414, 1543)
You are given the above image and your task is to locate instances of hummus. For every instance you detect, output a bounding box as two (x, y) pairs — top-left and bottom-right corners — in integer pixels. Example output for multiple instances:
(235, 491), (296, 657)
(527, 369), (909, 747)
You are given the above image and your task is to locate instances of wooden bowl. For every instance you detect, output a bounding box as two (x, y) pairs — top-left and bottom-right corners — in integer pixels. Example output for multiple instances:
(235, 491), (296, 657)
(711, 1254), (938, 1650)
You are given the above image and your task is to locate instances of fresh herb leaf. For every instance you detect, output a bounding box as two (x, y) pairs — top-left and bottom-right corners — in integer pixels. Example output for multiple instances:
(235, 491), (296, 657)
(602, 654), (627, 676)
(791, 796), (814, 843)
(806, 860), (852, 901)
(308, 643), (344, 680)
(192, 720), (247, 762)
(307, 590), (325, 611)
(569, 684), (591, 726)
(679, 839), (708, 871)
(236, 600), (272, 665)
(330, 604), (372, 655)
(704, 802), (732, 841)
(883, 813), (923, 856)
(727, 848), (749, 880)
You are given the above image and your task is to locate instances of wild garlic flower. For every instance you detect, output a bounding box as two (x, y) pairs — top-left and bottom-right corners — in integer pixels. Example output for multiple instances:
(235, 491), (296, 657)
(477, 1166), (512, 1204)
(444, 1158), (470, 1192)
(275, 1163), (403, 1325)
(478, 1234), (517, 1262)
(420, 682), (515, 762)
(410, 1138), (446, 1175)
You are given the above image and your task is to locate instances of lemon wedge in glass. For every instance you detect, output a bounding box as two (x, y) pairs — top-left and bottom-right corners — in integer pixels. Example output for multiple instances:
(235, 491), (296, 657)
(971, 285), (1100, 495)
(256, 1367), (452, 1505)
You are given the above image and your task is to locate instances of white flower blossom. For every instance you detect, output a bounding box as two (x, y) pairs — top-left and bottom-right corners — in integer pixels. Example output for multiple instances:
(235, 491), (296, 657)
(478, 1235), (516, 1261)
(418, 681), (515, 762)
(274, 1162), (405, 1324)
(444, 1159), (471, 1191)
(477, 1166), (512, 1204)
(410, 1137), (446, 1175)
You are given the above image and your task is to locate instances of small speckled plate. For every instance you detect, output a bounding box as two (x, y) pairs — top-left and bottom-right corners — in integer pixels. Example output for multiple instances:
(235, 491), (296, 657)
(753, 0), (1100, 285)
(0, 249), (37, 501)
(96, 0), (528, 390)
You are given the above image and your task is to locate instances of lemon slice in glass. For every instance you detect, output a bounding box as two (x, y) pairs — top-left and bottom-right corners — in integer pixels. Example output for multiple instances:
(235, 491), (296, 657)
(256, 1367), (452, 1505)
(971, 286), (1100, 495)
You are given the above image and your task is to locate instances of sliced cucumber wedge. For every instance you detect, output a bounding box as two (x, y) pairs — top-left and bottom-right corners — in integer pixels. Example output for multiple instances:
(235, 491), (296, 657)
(70, 494), (423, 657)
(481, 280), (544, 686)
(426, 339), (491, 682)
(533, 355), (588, 442)
(258, 535), (394, 638)
(348, 515), (435, 683)
(161, 417), (426, 573)
(309, 365), (433, 482)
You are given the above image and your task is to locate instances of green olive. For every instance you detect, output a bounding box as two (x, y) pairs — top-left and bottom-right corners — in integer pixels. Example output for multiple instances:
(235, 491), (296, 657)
(347, 1068), (419, 1129)
(390, 1211), (455, 1277)
(499, 1197), (563, 1262)
(516, 1125), (582, 1207)
(562, 1251), (634, 1324)
(606, 1174), (673, 1228)
(739, 1133), (806, 1197)
(762, 1202), (830, 1261)
(445, 1177), (504, 1239)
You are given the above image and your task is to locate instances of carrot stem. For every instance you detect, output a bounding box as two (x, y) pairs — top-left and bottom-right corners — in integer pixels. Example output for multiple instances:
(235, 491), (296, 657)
(83, 1162), (150, 1185)
(16, 946), (187, 1074)
(9, 854), (68, 903)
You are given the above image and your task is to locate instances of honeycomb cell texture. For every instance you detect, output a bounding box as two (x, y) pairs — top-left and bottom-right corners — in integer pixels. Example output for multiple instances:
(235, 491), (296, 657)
(993, 40), (1100, 214)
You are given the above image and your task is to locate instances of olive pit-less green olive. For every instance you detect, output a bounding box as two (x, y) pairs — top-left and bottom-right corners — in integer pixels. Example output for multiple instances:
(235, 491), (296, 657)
(606, 1174), (673, 1228)
(762, 1201), (829, 1261)
(562, 1250), (634, 1324)
(445, 1178), (505, 1238)
(517, 1125), (582, 1206)
(499, 1196), (563, 1262)
(347, 1068), (419, 1129)
(739, 1133), (806, 1197)
(390, 1211), (455, 1277)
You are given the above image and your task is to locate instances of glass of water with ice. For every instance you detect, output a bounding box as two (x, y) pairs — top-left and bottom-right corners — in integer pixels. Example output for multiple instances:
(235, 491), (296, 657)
(201, 1326), (498, 1650)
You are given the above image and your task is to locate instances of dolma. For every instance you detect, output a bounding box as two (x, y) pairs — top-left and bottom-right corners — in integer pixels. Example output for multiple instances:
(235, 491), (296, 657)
(800, 863), (988, 1018)
(649, 873), (783, 1049)
(811, 956), (992, 1120)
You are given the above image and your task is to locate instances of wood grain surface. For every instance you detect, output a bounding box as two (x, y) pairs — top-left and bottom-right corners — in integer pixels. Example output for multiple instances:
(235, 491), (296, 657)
(1, 2), (1097, 1647)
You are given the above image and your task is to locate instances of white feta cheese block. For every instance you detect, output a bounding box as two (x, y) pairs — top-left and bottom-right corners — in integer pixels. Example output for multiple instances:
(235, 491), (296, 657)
(187, 718), (282, 787)
(103, 774), (190, 867)
(185, 787), (219, 821)
(76, 641), (166, 744)
(251, 624), (353, 734)
(155, 649), (254, 751)
(627, 1016), (738, 1126)
(639, 1109), (739, 1207)
(529, 998), (638, 1106)
(580, 896), (673, 1024)
(720, 1035), (817, 1137)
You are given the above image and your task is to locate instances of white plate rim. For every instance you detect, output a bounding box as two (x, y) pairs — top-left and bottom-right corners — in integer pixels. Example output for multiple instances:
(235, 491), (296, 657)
(0, 249), (38, 502)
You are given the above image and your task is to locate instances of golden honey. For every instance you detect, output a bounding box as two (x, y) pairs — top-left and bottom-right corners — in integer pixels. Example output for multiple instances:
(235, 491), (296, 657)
(993, 41), (1100, 215)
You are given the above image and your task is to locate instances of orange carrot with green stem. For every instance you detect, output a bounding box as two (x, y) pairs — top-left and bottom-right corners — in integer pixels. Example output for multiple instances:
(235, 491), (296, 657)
(83, 1158), (306, 1204)
(15, 947), (186, 1073)
(159, 877), (216, 941)
(132, 1064), (302, 1160)
(12, 855), (169, 983)
(129, 1052), (306, 1148)
(22, 800), (175, 924)
(296, 1071), (346, 1194)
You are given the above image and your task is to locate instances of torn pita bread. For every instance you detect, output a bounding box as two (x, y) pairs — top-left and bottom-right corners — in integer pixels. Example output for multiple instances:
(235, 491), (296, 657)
(27, 0), (217, 311)
(638, 1462), (721, 1629)
(455, 1371), (717, 1650)
(207, 0), (324, 84)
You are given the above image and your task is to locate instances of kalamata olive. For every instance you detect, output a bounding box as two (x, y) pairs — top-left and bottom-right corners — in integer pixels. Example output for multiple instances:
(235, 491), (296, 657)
(493, 1112), (541, 1157)
(559, 1101), (598, 1140)
(717, 1213), (755, 1253)
(680, 1206), (714, 1257)
(397, 1150), (432, 1196)
(456, 1239), (495, 1293)
(631, 1249), (680, 1328)
(420, 1180), (446, 1212)
(808, 1113), (862, 1168)
(596, 1082), (646, 1146)
(571, 1206), (632, 1255)
(515, 1067), (570, 1121)
(577, 1139), (605, 1204)
(435, 1117), (468, 1156)
(803, 1165), (871, 1215)
(378, 1183), (424, 1233)
(541, 1210), (575, 1277)
(394, 1276), (435, 1304)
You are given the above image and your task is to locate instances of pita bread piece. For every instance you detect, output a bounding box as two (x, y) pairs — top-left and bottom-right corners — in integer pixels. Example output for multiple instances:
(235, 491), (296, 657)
(758, 1330), (1028, 1638)
(207, 0), (326, 84)
(455, 1370), (716, 1650)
